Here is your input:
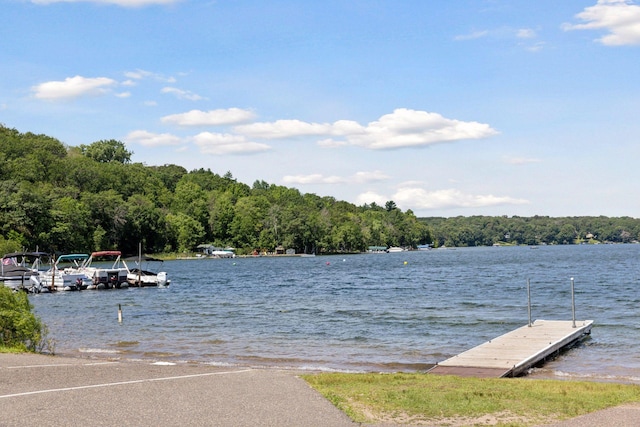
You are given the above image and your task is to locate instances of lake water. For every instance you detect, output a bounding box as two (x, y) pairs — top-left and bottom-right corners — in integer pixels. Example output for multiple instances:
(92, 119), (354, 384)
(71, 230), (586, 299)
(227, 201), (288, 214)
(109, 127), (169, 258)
(29, 244), (640, 383)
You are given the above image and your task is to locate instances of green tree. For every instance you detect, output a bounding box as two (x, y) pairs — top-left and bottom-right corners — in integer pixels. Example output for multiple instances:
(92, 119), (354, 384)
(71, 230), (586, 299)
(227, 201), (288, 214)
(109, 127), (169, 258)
(229, 196), (270, 250)
(81, 190), (126, 250)
(557, 223), (577, 244)
(43, 197), (92, 252)
(172, 180), (210, 237)
(80, 139), (132, 164)
(165, 213), (205, 252)
(0, 286), (49, 352)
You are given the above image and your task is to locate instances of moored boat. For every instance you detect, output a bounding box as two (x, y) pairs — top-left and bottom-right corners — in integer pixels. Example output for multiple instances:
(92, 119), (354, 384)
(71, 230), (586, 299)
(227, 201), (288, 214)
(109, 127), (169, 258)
(38, 254), (92, 291)
(123, 255), (170, 287)
(0, 252), (49, 293)
(80, 251), (129, 290)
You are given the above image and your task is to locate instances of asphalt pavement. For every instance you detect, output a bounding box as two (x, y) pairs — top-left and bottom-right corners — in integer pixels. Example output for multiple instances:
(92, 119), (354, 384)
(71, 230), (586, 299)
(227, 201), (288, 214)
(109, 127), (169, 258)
(2, 353), (639, 427)
(0, 353), (356, 427)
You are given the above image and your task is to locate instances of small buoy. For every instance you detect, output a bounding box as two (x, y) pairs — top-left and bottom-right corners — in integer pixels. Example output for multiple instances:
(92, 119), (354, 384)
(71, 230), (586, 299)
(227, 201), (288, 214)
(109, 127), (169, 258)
(326, 261), (330, 265)
(343, 259), (346, 262)
(404, 261), (408, 265)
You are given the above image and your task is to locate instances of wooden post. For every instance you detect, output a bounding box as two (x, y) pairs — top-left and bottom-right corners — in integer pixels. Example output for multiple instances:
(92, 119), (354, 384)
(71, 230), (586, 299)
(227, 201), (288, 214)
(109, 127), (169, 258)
(138, 242), (142, 287)
(50, 254), (56, 292)
(118, 304), (123, 323)
(527, 278), (532, 327)
(571, 277), (576, 328)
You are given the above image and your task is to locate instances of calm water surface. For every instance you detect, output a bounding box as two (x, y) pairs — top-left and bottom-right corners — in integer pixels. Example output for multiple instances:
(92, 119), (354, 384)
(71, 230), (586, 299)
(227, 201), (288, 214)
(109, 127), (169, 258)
(30, 244), (640, 383)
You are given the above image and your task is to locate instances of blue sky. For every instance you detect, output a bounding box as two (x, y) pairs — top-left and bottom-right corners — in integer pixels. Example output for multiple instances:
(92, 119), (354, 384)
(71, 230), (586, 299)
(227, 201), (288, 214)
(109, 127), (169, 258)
(2, 0), (639, 217)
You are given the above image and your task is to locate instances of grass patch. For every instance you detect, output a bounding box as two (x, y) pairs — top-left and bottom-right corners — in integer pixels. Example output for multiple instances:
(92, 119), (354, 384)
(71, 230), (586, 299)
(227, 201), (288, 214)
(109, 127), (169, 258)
(302, 372), (640, 426)
(0, 345), (29, 353)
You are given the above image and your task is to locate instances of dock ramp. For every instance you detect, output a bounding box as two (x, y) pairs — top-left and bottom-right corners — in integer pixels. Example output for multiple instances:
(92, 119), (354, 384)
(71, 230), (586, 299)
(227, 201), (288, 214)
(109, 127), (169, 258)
(429, 319), (593, 378)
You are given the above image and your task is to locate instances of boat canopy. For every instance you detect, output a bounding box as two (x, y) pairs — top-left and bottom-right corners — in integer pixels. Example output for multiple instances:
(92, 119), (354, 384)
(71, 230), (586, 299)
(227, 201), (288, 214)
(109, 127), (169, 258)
(56, 254), (90, 263)
(90, 251), (122, 257)
(2, 251), (50, 259)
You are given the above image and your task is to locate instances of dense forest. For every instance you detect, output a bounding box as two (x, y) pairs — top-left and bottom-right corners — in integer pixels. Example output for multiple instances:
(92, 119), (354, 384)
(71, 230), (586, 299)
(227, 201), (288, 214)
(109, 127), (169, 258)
(1, 125), (638, 256)
(0, 125), (429, 256)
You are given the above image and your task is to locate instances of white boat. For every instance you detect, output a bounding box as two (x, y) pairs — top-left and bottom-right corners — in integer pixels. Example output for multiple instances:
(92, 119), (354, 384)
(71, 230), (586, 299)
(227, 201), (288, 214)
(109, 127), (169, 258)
(38, 254), (92, 291)
(387, 246), (405, 253)
(0, 252), (49, 293)
(211, 250), (235, 258)
(79, 251), (129, 290)
(123, 255), (170, 287)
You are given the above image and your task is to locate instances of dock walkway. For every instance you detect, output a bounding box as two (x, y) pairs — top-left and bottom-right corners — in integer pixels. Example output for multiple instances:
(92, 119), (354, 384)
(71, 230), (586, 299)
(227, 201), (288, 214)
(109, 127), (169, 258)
(429, 319), (593, 378)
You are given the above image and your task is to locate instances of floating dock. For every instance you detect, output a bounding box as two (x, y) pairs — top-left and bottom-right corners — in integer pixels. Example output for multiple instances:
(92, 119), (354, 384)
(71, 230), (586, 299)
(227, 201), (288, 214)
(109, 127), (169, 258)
(428, 319), (593, 378)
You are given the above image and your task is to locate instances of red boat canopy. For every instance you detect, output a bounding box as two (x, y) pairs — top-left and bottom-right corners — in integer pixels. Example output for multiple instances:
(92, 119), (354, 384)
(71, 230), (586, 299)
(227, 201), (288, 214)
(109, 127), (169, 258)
(90, 251), (122, 257)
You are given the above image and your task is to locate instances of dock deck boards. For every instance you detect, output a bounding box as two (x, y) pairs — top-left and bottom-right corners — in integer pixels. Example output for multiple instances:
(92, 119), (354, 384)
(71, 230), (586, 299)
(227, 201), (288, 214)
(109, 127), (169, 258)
(429, 319), (593, 378)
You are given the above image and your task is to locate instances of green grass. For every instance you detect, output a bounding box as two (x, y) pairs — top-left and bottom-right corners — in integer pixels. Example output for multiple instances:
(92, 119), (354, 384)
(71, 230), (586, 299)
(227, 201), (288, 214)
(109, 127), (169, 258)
(0, 345), (29, 353)
(302, 372), (640, 426)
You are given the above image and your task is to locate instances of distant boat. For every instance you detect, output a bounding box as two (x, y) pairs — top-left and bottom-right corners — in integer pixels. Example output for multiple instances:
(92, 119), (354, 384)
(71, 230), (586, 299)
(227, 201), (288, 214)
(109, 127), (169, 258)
(211, 250), (235, 258)
(417, 244), (431, 251)
(367, 246), (388, 253)
(387, 247), (405, 253)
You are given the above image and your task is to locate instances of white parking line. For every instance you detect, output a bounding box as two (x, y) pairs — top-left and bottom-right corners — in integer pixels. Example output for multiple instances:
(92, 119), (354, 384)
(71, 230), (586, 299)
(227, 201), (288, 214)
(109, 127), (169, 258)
(0, 369), (253, 399)
(5, 361), (119, 369)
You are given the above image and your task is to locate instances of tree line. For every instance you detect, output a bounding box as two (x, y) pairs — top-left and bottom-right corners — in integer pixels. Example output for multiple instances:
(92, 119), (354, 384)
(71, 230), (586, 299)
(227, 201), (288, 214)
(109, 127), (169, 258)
(2, 125), (638, 256)
(0, 125), (429, 256)
(420, 215), (640, 247)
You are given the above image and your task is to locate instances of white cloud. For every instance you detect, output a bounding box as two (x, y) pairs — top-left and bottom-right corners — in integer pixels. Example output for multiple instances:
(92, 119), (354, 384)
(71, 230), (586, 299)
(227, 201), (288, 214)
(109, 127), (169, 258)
(563, 0), (640, 46)
(234, 109), (497, 150)
(517, 28), (537, 38)
(124, 69), (176, 83)
(32, 76), (116, 100)
(161, 87), (206, 101)
(115, 92), (131, 98)
(234, 119), (334, 139)
(125, 130), (184, 147)
(125, 70), (153, 80)
(393, 187), (530, 210)
(192, 132), (271, 155)
(524, 42), (545, 52)
(346, 109), (498, 149)
(353, 170), (391, 183)
(162, 108), (257, 126)
(355, 191), (389, 207)
(31, 0), (180, 7)
(282, 174), (345, 185)
(454, 30), (489, 41)
(282, 170), (389, 186)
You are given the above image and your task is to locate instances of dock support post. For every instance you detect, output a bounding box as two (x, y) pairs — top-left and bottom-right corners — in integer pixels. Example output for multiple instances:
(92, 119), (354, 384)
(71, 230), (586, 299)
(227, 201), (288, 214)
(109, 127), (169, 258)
(118, 304), (123, 323)
(527, 278), (532, 327)
(571, 277), (576, 328)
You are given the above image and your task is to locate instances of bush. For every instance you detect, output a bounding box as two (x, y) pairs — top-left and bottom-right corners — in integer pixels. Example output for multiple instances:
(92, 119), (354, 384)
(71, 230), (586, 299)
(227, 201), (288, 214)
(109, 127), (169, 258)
(0, 285), (50, 352)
